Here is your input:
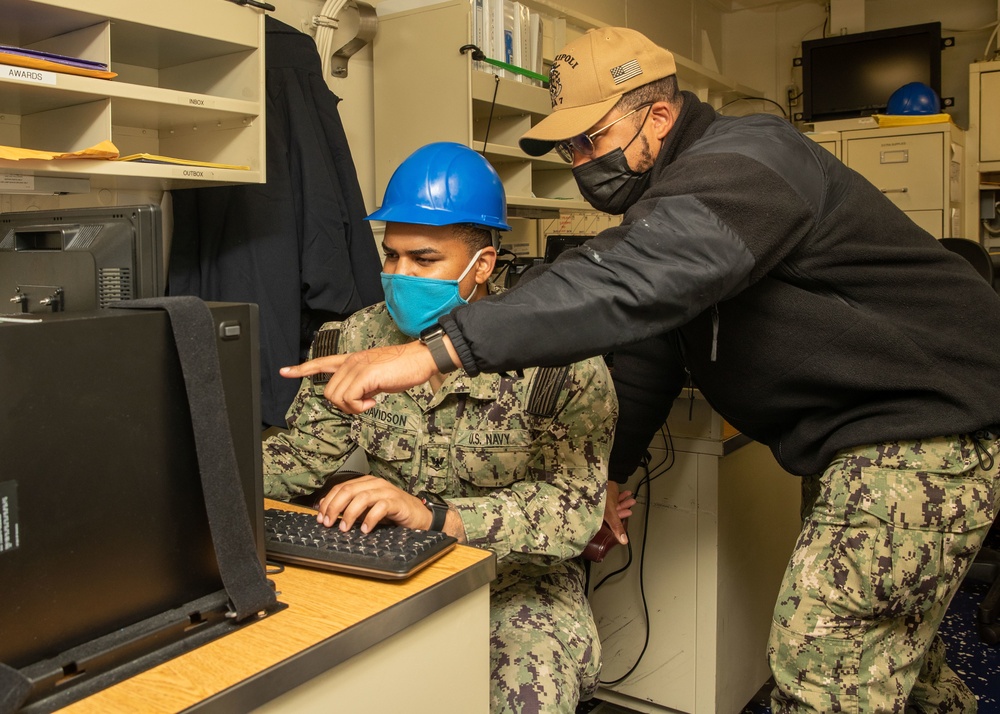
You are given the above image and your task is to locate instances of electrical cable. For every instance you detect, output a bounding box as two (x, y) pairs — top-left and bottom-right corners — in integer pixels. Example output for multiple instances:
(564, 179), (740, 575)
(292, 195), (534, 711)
(983, 21), (1000, 61)
(718, 96), (788, 119)
(482, 73), (500, 154)
(983, 219), (1000, 237)
(489, 247), (519, 288)
(594, 422), (675, 686)
(596, 464), (653, 686)
(646, 422), (675, 482)
(982, 201), (1000, 237)
(314, 0), (350, 78)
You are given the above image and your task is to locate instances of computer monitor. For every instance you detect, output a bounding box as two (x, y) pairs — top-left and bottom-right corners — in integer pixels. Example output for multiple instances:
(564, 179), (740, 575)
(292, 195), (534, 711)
(0, 302), (264, 710)
(0, 204), (163, 314)
(543, 234), (590, 263)
(800, 22), (943, 123)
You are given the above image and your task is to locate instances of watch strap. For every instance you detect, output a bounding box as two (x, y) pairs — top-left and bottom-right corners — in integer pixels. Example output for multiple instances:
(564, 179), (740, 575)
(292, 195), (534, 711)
(419, 491), (448, 531)
(421, 328), (458, 374)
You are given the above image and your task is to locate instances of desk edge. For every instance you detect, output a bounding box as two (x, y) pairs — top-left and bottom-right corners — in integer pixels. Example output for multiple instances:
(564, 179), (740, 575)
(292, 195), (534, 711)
(187, 551), (495, 712)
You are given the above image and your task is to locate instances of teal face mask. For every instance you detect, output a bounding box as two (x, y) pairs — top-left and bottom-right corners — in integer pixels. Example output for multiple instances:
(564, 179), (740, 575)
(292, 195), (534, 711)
(381, 249), (483, 338)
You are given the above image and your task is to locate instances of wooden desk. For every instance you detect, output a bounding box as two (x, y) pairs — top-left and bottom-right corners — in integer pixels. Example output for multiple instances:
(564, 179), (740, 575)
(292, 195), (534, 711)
(61, 501), (496, 713)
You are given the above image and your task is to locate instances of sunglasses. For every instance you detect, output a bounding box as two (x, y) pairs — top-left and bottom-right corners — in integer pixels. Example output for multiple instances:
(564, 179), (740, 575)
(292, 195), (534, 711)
(555, 103), (654, 163)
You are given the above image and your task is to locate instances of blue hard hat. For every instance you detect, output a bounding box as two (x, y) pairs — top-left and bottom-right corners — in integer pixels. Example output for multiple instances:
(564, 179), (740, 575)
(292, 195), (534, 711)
(886, 82), (941, 115)
(367, 142), (511, 231)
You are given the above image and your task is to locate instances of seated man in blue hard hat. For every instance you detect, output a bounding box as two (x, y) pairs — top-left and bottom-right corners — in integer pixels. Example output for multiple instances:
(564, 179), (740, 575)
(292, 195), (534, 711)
(262, 141), (617, 714)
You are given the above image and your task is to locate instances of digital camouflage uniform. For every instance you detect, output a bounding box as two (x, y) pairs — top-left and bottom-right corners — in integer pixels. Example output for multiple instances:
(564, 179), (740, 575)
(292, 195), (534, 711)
(771, 434), (1000, 713)
(263, 301), (617, 714)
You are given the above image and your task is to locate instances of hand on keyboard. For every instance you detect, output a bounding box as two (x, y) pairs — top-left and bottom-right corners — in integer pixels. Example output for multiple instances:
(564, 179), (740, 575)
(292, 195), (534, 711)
(315, 474), (434, 533)
(264, 508), (457, 580)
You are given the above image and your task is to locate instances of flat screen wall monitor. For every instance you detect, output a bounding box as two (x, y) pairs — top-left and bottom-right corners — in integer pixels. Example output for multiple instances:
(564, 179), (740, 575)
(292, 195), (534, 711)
(799, 22), (944, 123)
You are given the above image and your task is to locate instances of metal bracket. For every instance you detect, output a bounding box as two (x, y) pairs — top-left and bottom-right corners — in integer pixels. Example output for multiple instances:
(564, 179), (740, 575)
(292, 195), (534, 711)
(330, 1), (378, 78)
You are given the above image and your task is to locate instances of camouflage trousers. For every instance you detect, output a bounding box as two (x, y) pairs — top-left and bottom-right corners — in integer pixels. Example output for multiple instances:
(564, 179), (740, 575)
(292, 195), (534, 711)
(489, 565), (601, 714)
(769, 433), (1000, 713)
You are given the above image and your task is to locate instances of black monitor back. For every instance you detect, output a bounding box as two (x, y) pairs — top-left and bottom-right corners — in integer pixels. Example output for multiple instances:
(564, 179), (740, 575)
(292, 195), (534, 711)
(0, 302), (262, 704)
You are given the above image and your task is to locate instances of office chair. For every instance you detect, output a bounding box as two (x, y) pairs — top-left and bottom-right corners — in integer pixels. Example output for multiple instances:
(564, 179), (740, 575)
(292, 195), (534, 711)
(939, 237), (994, 283)
(939, 237), (1000, 644)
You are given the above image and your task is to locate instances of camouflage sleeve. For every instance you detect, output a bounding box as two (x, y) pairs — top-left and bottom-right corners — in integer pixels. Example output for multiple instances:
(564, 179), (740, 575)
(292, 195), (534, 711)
(262, 321), (357, 501)
(450, 357), (617, 566)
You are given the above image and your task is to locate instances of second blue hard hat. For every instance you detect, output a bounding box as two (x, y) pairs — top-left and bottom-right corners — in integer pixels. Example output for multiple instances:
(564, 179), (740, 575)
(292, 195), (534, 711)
(367, 142), (511, 231)
(886, 82), (941, 115)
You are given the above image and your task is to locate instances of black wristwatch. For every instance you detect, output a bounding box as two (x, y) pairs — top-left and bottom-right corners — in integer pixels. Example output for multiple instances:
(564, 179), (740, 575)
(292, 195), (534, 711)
(419, 324), (458, 374)
(418, 490), (449, 531)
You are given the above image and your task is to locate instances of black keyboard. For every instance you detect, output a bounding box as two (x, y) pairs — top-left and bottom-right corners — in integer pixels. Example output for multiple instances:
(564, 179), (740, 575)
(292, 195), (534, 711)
(263, 508), (457, 580)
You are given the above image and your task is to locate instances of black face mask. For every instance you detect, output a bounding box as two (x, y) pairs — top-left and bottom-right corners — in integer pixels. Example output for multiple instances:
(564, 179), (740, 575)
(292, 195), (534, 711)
(572, 148), (652, 215)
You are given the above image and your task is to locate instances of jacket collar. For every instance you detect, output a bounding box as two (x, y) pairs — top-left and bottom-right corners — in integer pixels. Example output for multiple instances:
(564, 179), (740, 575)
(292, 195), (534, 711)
(653, 90), (717, 176)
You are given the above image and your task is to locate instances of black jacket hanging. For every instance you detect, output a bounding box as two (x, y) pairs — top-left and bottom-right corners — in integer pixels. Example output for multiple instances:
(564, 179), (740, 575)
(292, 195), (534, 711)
(169, 16), (383, 427)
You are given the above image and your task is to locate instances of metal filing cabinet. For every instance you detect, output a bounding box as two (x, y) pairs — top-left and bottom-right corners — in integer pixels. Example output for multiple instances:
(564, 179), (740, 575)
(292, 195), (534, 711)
(842, 122), (965, 238)
(807, 130), (841, 160)
(980, 68), (1000, 163)
(966, 60), (1000, 248)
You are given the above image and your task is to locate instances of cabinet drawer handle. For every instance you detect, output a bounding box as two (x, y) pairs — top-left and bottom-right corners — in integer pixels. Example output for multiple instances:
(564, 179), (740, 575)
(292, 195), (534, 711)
(880, 149), (909, 164)
(880, 187), (909, 194)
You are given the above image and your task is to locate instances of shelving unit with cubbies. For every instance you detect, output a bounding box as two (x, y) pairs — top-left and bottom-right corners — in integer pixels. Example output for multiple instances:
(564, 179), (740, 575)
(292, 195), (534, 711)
(0, 0), (265, 192)
(372, 0), (761, 223)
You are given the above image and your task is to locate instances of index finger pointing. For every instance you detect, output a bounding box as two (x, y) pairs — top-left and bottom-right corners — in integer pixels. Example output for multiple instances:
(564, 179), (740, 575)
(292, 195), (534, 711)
(279, 354), (348, 379)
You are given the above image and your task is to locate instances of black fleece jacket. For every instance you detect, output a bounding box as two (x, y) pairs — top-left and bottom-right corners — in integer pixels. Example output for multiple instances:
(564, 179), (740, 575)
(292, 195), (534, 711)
(441, 92), (1000, 478)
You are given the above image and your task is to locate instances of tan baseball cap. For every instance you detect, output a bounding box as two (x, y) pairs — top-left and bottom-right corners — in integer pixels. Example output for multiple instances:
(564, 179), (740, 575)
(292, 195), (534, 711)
(519, 27), (677, 157)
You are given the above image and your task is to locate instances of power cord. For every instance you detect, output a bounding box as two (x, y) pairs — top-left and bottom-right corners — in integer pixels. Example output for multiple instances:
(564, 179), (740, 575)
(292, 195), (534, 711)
(489, 247), (520, 288)
(311, 0), (350, 77)
(718, 96), (789, 119)
(593, 422), (675, 686)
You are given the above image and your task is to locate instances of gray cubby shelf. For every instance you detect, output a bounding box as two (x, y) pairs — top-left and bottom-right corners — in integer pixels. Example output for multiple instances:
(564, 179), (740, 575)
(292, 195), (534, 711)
(0, 0), (266, 190)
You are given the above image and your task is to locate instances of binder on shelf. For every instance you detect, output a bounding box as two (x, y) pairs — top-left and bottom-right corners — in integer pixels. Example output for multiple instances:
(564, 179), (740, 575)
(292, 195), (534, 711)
(0, 45), (108, 71)
(489, 0), (506, 79)
(116, 153), (251, 171)
(528, 9), (543, 82)
(472, 0), (488, 73)
(0, 46), (116, 79)
(516, 3), (530, 84)
(503, 0), (517, 78)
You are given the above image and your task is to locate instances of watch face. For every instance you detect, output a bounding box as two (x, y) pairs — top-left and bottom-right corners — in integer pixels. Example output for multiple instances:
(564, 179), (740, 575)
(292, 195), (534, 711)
(421, 490), (447, 507)
(420, 326), (444, 342)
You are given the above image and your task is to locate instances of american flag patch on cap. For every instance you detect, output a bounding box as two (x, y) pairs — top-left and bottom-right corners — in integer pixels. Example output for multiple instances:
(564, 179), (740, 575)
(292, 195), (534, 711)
(610, 59), (642, 85)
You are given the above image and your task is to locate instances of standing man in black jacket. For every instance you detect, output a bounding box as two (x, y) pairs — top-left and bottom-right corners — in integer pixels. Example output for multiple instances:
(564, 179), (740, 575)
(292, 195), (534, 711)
(282, 27), (1000, 712)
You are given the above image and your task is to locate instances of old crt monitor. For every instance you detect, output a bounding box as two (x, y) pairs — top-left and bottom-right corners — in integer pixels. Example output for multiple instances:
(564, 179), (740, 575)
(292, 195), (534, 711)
(0, 302), (264, 710)
(800, 22), (943, 123)
(0, 204), (163, 314)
